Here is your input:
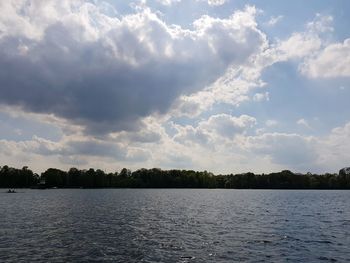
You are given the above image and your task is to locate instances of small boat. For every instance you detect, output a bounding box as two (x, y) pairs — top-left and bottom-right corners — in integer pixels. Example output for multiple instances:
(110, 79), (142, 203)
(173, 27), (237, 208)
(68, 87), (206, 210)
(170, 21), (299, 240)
(7, 189), (16, 193)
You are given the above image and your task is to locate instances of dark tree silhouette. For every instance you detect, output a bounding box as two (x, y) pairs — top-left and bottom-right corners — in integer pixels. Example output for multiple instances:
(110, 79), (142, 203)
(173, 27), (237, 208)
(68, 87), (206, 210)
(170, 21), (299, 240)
(0, 165), (349, 189)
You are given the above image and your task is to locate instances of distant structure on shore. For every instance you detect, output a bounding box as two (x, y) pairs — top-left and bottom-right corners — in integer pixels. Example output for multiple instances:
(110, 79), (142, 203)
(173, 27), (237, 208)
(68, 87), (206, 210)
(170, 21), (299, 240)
(339, 167), (350, 176)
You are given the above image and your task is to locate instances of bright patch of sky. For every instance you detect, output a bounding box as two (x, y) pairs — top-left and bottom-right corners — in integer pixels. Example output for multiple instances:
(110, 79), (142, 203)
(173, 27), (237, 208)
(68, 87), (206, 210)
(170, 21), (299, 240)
(0, 0), (349, 174)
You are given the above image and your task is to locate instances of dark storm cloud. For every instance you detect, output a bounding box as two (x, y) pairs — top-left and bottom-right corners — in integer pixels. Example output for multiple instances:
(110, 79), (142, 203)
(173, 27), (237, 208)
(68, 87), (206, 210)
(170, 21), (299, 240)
(0, 2), (265, 134)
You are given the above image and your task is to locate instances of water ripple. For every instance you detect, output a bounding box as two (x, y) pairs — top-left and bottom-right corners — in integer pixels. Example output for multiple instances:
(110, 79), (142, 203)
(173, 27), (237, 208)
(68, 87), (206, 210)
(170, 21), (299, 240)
(0, 189), (349, 262)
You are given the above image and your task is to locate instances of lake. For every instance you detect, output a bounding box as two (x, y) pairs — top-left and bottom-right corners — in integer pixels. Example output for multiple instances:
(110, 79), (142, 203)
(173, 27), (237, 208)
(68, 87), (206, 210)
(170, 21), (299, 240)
(0, 189), (349, 262)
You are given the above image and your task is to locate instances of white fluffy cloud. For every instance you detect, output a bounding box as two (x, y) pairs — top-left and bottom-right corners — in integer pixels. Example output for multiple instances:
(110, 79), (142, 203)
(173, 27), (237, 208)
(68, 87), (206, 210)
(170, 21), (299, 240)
(300, 38), (350, 78)
(174, 114), (256, 145)
(171, 13), (338, 120)
(266, 14), (333, 66)
(275, 32), (322, 60)
(1, 112), (349, 173)
(271, 13), (350, 79)
(207, 0), (227, 6)
(171, 62), (266, 118)
(200, 114), (257, 138)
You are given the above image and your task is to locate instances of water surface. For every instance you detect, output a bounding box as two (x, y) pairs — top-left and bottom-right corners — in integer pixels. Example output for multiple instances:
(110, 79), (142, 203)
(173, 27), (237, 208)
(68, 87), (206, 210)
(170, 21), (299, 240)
(0, 189), (349, 262)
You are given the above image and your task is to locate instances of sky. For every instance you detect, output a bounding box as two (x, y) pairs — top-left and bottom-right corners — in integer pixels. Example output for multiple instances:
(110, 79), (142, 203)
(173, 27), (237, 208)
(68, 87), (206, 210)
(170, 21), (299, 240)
(0, 0), (349, 174)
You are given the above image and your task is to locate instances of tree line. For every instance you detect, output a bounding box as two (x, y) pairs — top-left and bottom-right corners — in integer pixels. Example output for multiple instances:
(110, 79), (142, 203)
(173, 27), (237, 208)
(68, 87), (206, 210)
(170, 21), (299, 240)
(0, 165), (349, 189)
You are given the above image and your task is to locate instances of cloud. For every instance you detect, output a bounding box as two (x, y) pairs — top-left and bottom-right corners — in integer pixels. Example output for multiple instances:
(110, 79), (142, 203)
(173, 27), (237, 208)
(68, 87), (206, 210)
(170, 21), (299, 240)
(271, 14), (333, 62)
(300, 38), (350, 78)
(0, 133), (151, 163)
(200, 114), (257, 138)
(306, 14), (333, 34)
(244, 120), (350, 172)
(173, 124), (211, 145)
(253, 92), (269, 102)
(58, 139), (151, 162)
(0, 1), (266, 135)
(171, 64), (265, 118)
(246, 132), (318, 169)
(170, 14), (333, 119)
(156, 0), (181, 6)
(271, 14), (350, 79)
(297, 118), (311, 129)
(66, 140), (125, 158)
(267, 15), (283, 26)
(276, 32), (322, 59)
(207, 0), (227, 6)
(265, 120), (278, 127)
(174, 114), (257, 145)
(318, 122), (350, 170)
(110, 116), (164, 144)
(1, 3), (348, 175)
(170, 117), (350, 173)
